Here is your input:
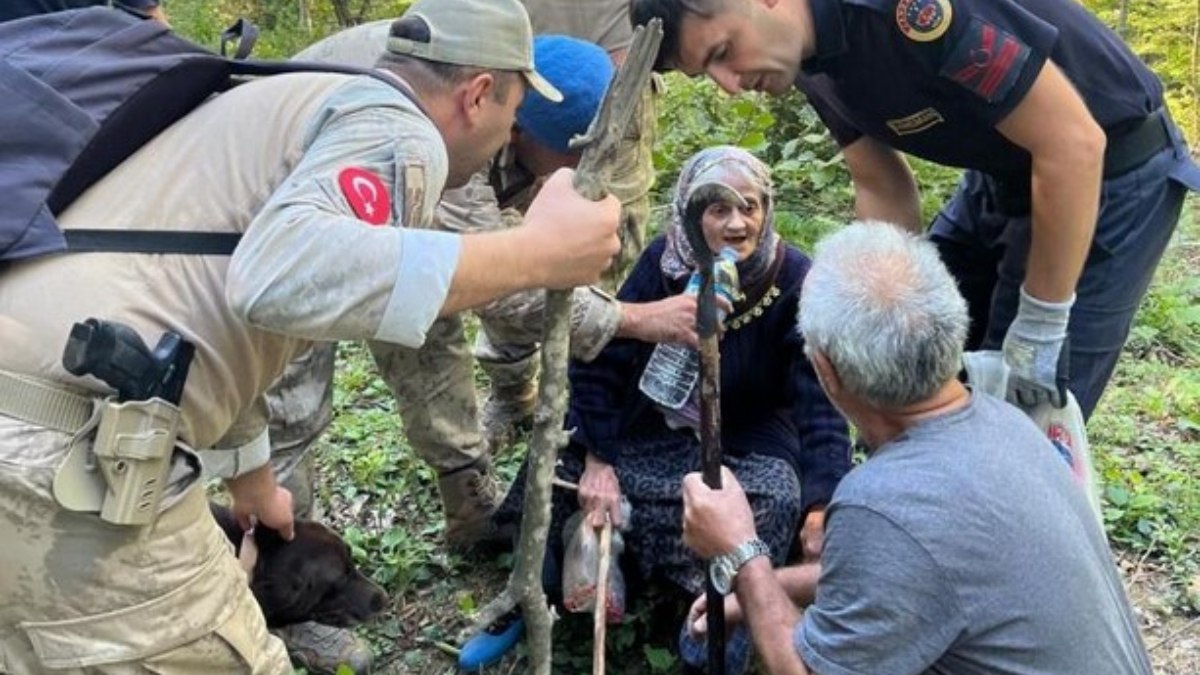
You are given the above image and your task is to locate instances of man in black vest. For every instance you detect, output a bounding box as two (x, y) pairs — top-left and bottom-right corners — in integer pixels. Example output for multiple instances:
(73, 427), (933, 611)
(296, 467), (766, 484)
(633, 0), (1200, 421)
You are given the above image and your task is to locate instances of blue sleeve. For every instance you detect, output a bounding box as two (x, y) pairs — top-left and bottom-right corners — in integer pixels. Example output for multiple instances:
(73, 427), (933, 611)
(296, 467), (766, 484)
(785, 260), (851, 513)
(567, 238), (672, 465)
(788, 325), (851, 513)
(114, 0), (160, 9)
(795, 504), (965, 675)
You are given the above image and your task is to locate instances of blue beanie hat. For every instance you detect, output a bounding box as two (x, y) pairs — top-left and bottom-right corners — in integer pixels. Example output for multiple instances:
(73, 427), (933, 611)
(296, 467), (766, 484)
(516, 35), (614, 154)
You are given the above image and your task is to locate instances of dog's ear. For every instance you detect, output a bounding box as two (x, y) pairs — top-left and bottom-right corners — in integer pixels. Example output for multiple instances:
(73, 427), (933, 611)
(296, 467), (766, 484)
(249, 540), (328, 626)
(249, 522), (349, 625)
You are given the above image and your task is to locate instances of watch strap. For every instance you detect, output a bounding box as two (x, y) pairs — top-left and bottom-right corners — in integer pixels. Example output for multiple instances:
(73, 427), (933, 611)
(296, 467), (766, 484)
(710, 537), (771, 595)
(730, 537), (771, 571)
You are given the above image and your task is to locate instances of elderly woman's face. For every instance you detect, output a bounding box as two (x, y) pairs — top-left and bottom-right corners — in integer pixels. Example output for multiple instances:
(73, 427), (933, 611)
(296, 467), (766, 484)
(699, 171), (765, 261)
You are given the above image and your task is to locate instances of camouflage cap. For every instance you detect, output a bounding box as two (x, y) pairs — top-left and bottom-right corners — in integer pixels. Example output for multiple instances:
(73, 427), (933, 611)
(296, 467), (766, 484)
(388, 0), (563, 103)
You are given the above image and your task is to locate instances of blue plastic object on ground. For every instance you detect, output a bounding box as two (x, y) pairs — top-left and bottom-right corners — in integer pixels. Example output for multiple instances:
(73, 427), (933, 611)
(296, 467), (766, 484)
(458, 611), (525, 670)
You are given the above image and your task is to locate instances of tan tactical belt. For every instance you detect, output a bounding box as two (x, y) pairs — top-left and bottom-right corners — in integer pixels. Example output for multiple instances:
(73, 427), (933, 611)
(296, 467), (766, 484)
(0, 368), (182, 526)
(0, 368), (94, 434)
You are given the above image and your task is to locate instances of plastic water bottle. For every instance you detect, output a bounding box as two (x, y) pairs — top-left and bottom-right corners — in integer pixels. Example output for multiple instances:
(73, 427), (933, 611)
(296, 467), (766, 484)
(639, 247), (740, 429)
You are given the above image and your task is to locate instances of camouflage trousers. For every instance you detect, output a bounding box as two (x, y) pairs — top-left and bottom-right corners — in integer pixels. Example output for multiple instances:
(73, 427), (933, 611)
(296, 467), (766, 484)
(265, 342), (335, 520)
(0, 416), (289, 674)
(265, 292), (624, 513)
(265, 317), (488, 517)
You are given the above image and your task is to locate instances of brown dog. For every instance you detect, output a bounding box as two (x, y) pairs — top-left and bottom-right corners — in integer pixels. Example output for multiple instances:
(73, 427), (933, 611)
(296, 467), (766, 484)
(209, 503), (388, 628)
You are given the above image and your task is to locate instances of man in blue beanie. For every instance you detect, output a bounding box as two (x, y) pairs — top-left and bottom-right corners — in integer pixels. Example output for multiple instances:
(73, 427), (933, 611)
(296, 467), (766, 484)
(258, 27), (696, 674)
(509, 35), (612, 165)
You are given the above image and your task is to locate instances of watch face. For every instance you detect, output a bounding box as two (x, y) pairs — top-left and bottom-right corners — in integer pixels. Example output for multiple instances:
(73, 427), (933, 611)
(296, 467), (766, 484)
(709, 539), (770, 596)
(709, 558), (734, 595)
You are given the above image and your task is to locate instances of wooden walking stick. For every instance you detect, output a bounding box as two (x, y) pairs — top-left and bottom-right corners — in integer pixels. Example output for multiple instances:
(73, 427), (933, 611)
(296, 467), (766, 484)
(681, 182), (748, 675)
(465, 20), (662, 675)
(593, 517), (613, 675)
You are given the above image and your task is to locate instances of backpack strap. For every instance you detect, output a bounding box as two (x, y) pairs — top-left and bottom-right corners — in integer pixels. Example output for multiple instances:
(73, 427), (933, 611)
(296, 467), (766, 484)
(58, 62), (428, 257)
(226, 59), (432, 119)
(62, 230), (242, 255)
(219, 18), (259, 60)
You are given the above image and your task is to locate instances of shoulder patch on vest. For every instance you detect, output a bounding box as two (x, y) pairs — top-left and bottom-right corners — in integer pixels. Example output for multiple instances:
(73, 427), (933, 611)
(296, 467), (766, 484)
(886, 107), (945, 136)
(338, 167), (391, 226)
(401, 164), (426, 228)
(896, 0), (952, 42)
(940, 18), (1031, 103)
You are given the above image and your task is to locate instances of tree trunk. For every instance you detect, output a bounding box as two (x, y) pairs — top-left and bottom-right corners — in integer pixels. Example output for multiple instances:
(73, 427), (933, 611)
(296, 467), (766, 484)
(1191, 0), (1199, 146)
(298, 0), (312, 33)
(353, 0), (372, 24)
(328, 0), (349, 27)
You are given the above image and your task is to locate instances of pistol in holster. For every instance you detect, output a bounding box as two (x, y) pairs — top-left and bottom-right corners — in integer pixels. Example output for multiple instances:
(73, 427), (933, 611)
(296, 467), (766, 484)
(61, 318), (194, 526)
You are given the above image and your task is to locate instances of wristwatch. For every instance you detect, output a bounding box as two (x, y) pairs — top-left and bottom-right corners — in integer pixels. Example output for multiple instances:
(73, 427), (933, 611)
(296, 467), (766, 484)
(708, 537), (771, 595)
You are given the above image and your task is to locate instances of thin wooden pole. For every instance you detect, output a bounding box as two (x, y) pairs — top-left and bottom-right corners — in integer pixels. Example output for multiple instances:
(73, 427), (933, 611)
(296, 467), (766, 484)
(680, 182), (748, 675)
(593, 519), (613, 675)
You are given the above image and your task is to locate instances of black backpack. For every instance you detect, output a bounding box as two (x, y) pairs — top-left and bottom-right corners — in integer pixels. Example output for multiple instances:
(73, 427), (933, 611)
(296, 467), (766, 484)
(0, 7), (419, 262)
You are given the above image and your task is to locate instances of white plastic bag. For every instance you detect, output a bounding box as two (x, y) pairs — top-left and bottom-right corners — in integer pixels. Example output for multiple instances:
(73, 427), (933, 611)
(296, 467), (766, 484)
(561, 508), (628, 623)
(1027, 390), (1103, 523)
(962, 350), (1103, 524)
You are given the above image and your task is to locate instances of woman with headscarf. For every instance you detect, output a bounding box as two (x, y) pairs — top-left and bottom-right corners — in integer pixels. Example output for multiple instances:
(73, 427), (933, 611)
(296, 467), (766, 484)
(493, 146), (851, 631)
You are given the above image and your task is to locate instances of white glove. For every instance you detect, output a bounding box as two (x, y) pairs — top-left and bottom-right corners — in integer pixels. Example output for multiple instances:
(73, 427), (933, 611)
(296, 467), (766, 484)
(961, 350), (1010, 399)
(1002, 286), (1073, 408)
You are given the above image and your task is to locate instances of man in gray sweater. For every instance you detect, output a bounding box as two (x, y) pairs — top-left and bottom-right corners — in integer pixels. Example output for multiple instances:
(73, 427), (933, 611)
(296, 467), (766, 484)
(682, 221), (1151, 675)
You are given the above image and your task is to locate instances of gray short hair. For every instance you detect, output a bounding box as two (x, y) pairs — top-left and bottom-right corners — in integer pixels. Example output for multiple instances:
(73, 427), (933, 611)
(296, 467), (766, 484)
(798, 221), (968, 408)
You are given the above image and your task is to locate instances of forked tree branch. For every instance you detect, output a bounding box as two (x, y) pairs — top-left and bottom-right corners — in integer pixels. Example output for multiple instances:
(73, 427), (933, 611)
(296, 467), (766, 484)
(465, 19), (663, 675)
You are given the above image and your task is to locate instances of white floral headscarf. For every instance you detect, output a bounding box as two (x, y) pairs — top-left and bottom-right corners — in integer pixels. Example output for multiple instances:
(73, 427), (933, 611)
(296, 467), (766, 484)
(659, 145), (778, 292)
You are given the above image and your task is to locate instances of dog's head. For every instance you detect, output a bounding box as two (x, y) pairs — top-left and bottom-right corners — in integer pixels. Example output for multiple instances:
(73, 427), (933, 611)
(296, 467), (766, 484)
(210, 504), (388, 628)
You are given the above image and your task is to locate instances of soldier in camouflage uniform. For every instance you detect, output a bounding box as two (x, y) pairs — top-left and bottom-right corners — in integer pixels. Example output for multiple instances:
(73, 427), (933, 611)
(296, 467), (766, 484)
(477, 0), (662, 447)
(521, 0), (659, 284)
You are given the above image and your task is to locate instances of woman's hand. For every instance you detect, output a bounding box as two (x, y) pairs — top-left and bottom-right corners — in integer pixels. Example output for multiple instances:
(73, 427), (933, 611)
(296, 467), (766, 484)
(798, 506), (827, 562)
(578, 452), (623, 527)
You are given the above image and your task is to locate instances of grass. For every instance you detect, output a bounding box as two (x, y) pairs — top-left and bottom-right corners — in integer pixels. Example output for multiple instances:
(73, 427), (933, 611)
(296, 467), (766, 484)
(1089, 204), (1200, 613)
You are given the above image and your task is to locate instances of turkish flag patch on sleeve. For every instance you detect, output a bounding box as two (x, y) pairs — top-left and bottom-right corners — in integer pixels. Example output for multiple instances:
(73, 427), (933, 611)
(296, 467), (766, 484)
(338, 167), (391, 226)
(940, 18), (1031, 104)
